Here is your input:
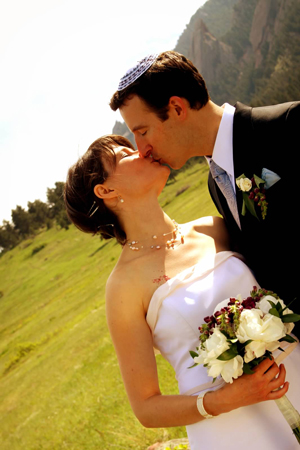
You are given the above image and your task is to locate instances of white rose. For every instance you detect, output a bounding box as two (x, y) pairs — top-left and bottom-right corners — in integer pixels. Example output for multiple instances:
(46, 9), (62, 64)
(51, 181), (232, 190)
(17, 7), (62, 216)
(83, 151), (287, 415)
(244, 340), (281, 363)
(194, 328), (230, 365)
(236, 177), (252, 192)
(236, 309), (286, 344)
(256, 295), (279, 314)
(284, 322), (295, 335)
(256, 296), (295, 334)
(207, 355), (244, 384)
(205, 328), (230, 359)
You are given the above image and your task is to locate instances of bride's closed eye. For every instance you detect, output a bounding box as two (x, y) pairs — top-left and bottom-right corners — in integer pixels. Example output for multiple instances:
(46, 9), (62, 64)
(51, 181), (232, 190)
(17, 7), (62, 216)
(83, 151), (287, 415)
(120, 152), (131, 159)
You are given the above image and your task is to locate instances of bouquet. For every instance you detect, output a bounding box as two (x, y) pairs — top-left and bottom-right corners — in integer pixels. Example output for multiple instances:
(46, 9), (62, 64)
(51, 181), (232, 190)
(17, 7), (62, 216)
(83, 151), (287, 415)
(189, 287), (300, 444)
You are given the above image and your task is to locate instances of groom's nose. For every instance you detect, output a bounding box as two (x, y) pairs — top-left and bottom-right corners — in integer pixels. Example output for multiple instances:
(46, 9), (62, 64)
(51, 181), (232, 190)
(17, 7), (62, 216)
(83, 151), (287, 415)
(136, 141), (152, 159)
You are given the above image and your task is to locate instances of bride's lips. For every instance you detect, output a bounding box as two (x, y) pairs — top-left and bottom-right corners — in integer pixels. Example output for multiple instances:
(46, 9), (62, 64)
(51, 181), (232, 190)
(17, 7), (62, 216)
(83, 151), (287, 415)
(149, 153), (162, 164)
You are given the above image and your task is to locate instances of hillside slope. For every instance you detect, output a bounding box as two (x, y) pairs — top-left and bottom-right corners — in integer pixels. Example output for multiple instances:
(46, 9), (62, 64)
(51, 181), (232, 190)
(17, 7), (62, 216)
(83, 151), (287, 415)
(0, 163), (218, 450)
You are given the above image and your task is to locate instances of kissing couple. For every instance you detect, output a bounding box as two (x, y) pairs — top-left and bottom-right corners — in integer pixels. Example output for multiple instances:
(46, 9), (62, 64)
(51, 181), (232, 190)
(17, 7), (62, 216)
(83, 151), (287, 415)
(64, 51), (300, 449)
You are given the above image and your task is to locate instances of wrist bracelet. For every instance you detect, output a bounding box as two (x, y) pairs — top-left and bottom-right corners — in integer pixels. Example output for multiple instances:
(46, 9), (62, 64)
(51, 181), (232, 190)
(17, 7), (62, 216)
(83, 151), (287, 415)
(197, 391), (214, 419)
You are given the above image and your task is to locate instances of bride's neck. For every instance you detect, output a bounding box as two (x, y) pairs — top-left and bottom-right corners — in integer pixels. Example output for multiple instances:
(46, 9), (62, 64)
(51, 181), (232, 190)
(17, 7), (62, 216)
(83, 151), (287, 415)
(119, 200), (176, 244)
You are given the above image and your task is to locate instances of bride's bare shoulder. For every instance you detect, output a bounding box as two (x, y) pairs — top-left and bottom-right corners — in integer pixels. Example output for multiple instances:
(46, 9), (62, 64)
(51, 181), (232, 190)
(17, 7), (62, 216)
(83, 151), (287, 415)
(105, 257), (145, 305)
(186, 215), (226, 230)
(185, 216), (230, 247)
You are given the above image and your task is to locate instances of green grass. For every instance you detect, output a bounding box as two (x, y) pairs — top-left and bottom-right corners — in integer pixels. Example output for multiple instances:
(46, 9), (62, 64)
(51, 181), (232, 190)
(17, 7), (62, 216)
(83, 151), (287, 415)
(0, 161), (218, 450)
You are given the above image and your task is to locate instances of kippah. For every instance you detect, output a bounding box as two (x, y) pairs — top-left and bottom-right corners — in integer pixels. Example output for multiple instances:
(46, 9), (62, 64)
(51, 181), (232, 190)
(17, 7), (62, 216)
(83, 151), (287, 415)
(117, 54), (159, 91)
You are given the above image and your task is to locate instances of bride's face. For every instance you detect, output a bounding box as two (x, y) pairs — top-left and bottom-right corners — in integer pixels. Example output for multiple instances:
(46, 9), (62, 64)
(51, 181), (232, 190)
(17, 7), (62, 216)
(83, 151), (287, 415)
(103, 145), (170, 198)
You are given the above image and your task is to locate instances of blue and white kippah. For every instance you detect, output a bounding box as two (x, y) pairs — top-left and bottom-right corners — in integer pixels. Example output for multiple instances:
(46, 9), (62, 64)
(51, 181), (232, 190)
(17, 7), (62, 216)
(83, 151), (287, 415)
(117, 54), (159, 91)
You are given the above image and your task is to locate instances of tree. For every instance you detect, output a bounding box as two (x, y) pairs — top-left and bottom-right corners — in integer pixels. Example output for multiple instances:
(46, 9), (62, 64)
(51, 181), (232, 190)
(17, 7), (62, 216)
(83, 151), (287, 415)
(0, 221), (20, 252)
(11, 206), (33, 239)
(47, 182), (71, 229)
(27, 200), (51, 230)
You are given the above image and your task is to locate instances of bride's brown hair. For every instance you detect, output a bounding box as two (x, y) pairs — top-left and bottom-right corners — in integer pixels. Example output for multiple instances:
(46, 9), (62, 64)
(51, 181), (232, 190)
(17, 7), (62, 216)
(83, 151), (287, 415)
(64, 134), (135, 245)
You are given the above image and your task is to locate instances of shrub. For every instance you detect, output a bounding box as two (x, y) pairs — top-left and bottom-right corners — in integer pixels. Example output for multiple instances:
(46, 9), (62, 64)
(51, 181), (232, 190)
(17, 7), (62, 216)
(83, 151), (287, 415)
(31, 243), (47, 256)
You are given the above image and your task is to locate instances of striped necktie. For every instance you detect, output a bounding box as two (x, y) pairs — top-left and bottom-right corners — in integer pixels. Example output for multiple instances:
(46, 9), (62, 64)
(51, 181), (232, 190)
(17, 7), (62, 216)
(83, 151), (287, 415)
(210, 160), (241, 228)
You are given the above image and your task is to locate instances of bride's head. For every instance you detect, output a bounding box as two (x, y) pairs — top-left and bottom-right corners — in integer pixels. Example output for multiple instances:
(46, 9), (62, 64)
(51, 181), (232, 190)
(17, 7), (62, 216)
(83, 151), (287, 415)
(64, 134), (170, 244)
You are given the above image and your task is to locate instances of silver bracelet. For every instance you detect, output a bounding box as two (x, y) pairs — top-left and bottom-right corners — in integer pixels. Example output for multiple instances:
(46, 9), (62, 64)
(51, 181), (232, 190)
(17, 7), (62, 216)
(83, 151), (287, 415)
(197, 391), (214, 419)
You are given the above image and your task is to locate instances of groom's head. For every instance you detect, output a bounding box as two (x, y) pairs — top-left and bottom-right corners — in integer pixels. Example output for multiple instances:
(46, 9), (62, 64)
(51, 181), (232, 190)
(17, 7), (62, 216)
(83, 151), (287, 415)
(109, 51), (210, 168)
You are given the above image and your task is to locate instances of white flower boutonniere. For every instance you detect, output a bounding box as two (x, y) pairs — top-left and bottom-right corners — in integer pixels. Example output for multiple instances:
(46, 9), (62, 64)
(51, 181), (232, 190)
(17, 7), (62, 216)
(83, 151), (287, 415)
(236, 174), (268, 220)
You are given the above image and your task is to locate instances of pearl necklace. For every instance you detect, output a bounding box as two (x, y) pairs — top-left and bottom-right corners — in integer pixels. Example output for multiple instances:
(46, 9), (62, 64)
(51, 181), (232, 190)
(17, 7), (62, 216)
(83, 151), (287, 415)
(127, 220), (184, 251)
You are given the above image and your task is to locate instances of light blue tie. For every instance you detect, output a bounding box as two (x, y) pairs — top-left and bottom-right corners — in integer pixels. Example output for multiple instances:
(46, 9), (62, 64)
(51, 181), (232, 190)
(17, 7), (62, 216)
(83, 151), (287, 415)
(210, 160), (241, 228)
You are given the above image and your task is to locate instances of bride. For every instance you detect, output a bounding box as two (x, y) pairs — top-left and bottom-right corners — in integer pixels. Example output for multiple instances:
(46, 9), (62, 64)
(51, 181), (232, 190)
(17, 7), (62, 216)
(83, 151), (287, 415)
(64, 134), (300, 450)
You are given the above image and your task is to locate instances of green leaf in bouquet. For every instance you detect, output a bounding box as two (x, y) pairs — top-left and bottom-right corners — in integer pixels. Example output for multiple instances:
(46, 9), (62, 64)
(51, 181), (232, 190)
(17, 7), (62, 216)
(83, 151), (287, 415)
(188, 350), (199, 368)
(243, 363), (255, 374)
(239, 339), (253, 350)
(187, 362), (198, 369)
(217, 345), (238, 361)
(281, 313), (300, 323)
(284, 297), (297, 310)
(269, 307), (280, 318)
(267, 300), (277, 309)
(268, 300), (284, 314)
(279, 334), (297, 343)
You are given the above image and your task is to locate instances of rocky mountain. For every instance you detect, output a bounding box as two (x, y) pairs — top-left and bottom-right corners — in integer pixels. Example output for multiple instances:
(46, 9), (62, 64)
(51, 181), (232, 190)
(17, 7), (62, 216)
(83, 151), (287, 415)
(175, 0), (300, 106)
(112, 0), (300, 137)
(112, 120), (136, 148)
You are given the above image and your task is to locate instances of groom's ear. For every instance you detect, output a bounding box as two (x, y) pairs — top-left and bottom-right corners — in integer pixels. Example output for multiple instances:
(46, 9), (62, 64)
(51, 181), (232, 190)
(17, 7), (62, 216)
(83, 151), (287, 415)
(168, 96), (188, 121)
(94, 184), (117, 200)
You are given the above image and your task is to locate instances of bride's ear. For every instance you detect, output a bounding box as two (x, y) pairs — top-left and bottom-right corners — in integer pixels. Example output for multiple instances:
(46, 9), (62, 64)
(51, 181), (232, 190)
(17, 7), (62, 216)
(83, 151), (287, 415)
(94, 184), (117, 200)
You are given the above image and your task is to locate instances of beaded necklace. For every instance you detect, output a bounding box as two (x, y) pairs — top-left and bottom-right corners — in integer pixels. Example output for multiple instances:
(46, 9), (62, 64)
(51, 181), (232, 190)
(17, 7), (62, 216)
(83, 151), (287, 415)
(126, 220), (184, 251)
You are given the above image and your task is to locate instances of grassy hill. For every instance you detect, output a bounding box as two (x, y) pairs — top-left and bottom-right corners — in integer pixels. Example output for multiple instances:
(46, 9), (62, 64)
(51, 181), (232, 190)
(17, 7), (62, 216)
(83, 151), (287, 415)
(0, 161), (219, 450)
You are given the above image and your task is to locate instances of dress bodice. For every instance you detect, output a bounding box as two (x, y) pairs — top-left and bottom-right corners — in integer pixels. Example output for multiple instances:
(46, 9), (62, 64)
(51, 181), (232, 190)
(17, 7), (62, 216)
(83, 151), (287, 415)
(146, 251), (258, 395)
(146, 251), (300, 449)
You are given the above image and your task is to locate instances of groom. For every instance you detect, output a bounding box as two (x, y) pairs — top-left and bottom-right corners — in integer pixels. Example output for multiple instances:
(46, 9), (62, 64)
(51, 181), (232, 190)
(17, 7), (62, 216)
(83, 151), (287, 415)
(109, 51), (300, 336)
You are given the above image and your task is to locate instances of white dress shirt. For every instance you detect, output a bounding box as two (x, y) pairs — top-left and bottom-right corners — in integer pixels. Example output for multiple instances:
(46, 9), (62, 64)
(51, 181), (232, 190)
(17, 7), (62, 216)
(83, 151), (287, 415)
(207, 103), (241, 228)
(209, 102), (236, 191)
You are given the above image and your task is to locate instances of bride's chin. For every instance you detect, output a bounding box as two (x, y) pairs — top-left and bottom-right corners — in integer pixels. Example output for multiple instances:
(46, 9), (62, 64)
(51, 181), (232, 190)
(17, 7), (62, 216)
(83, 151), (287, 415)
(157, 175), (170, 195)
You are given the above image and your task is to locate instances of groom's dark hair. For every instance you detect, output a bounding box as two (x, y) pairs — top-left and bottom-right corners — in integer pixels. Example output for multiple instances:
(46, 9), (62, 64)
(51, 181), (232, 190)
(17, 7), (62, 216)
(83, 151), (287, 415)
(109, 51), (210, 121)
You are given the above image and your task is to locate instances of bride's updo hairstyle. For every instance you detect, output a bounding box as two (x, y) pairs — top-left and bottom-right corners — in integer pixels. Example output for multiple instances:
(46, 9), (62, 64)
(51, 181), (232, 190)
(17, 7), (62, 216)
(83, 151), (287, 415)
(64, 134), (135, 245)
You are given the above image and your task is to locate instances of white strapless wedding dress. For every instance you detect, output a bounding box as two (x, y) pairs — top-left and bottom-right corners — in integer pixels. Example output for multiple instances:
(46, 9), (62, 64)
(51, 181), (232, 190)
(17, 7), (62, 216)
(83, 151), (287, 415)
(146, 251), (300, 450)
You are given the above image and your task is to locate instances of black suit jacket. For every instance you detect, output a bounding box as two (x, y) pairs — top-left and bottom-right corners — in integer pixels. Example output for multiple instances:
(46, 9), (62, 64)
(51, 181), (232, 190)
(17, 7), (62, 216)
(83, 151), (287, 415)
(209, 101), (300, 334)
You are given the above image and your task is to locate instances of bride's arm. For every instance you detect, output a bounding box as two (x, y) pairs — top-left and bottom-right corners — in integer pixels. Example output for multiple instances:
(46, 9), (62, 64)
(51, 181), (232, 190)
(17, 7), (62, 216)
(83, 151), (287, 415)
(106, 274), (202, 427)
(105, 275), (289, 428)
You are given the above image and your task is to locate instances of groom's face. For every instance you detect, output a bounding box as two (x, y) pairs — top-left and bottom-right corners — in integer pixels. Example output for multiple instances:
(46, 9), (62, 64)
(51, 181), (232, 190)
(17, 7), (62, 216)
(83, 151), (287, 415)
(120, 95), (189, 169)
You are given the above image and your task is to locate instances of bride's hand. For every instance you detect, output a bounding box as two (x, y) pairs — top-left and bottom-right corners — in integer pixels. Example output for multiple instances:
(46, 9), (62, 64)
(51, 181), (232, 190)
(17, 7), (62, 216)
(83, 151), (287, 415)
(204, 358), (289, 416)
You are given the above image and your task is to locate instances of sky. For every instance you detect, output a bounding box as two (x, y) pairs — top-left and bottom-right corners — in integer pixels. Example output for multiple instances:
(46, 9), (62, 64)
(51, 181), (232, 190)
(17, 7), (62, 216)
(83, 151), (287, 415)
(0, 0), (206, 224)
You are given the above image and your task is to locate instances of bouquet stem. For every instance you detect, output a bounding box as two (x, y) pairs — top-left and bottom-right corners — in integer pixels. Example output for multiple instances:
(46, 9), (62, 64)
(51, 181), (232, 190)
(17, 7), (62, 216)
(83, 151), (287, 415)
(275, 395), (300, 444)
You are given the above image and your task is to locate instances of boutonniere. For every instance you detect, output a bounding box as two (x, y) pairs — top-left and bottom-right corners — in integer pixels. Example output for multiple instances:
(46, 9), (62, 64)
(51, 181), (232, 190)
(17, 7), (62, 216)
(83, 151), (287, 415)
(236, 174), (268, 220)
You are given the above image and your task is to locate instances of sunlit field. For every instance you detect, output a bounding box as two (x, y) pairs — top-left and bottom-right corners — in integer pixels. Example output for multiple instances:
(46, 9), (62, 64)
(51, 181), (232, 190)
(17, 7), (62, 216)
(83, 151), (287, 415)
(0, 161), (219, 450)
